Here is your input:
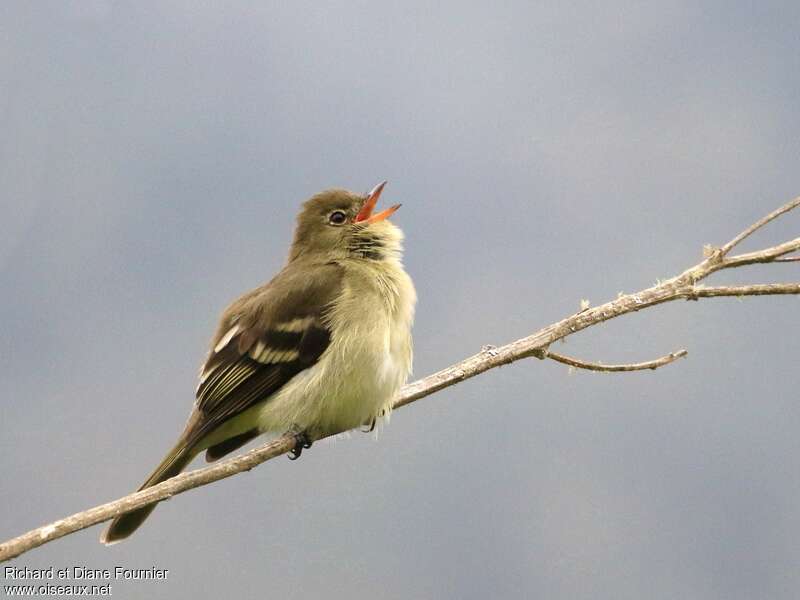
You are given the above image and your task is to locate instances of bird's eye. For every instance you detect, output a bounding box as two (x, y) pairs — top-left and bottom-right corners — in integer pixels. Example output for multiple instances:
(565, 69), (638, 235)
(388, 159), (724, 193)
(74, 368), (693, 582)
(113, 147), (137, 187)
(328, 210), (347, 225)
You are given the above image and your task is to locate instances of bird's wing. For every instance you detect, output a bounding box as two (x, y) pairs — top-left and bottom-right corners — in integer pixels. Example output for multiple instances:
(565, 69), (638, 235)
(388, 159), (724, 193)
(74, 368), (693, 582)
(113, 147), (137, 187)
(187, 262), (343, 448)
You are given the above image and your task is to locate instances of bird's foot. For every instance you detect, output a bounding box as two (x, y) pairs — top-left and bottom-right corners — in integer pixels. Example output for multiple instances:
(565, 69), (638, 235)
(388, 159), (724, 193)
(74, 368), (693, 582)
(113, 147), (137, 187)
(288, 430), (313, 460)
(360, 417), (377, 434)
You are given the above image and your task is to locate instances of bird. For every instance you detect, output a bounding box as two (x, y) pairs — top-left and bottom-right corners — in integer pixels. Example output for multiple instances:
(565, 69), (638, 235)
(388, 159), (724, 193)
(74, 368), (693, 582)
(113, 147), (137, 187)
(100, 182), (416, 544)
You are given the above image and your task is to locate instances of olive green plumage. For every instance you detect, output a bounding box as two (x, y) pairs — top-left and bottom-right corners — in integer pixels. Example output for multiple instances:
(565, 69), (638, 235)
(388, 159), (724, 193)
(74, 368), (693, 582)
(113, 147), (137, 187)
(101, 184), (415, 545)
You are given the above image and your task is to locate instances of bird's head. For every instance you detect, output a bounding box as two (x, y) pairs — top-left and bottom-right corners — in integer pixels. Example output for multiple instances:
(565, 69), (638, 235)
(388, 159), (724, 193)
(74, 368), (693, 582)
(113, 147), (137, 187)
(289, 182), (404, 263)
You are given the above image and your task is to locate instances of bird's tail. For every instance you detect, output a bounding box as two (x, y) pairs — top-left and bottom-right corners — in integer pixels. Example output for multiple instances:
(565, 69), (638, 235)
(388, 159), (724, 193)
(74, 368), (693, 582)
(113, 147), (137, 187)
(100, 439), (196, 545)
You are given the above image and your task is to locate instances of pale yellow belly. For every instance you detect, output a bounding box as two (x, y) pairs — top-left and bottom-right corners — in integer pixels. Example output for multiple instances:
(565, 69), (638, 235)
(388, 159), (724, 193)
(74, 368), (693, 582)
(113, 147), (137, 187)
(256, 326), (408, 435)
(258, 258), (415, 437)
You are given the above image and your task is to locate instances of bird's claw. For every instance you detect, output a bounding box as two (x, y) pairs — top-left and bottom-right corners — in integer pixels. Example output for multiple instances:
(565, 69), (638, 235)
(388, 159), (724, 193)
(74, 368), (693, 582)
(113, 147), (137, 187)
(288, 431), (313, 460)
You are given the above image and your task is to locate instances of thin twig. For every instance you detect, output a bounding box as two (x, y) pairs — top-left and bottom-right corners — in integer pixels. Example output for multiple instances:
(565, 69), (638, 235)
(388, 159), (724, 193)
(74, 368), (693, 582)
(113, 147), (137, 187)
(772, 255), (800, 263)
(2, 196), (800, 563)
(720, 196), (800, 255)
(722, 238), (800, 269)
(686, 283), (800, 298)
(545, 349), (688, 372)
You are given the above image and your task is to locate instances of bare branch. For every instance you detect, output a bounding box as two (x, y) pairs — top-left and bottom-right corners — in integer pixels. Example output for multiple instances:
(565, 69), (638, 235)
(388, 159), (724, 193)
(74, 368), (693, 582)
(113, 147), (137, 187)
(544, 349), (688, 372)
(0, 436), (299, 562)
(2, 195), (800, 563)
(722, 237), (800, 269)
(686, 283), (800, 299)
(720, 195), (800, 255)
(773, 255), (800, 263)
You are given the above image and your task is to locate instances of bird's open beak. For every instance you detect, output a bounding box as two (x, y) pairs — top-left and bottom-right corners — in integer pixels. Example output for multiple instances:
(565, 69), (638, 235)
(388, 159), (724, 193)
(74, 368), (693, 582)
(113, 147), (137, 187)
(355, 181), (401, 224)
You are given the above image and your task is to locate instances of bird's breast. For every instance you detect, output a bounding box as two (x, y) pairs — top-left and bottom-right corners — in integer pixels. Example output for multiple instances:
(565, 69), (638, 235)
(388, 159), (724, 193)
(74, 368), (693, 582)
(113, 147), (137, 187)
(257, 258), (415, 436)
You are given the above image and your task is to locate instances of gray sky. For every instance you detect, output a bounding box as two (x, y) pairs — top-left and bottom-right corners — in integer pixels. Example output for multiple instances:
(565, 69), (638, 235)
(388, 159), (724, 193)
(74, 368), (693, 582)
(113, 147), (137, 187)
(2, 2), (799, 598)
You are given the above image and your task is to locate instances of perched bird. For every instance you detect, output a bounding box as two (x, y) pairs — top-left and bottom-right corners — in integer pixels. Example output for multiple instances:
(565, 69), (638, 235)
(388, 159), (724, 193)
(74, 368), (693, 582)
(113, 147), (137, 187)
(101, 182), (416, 544)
